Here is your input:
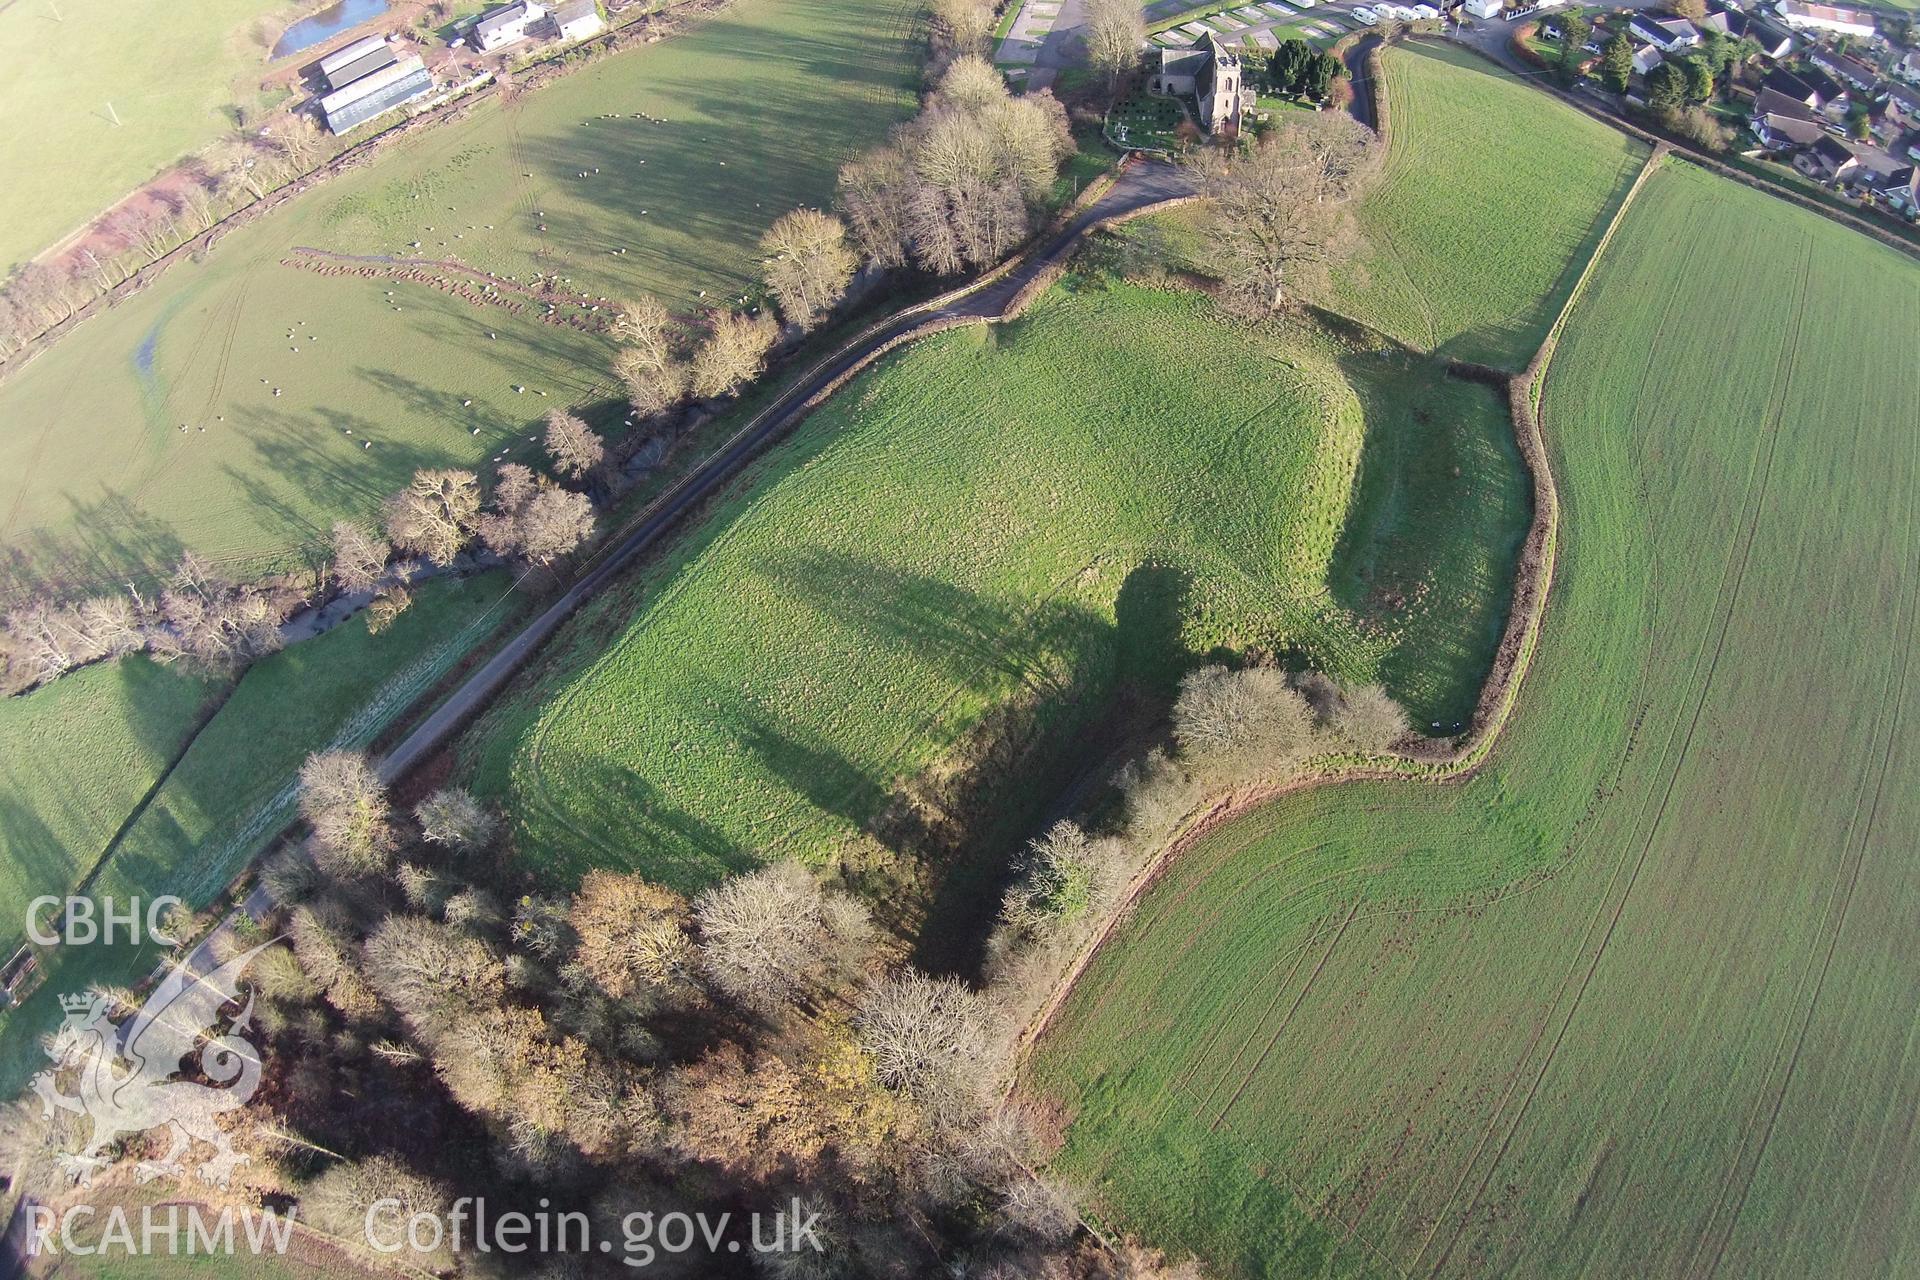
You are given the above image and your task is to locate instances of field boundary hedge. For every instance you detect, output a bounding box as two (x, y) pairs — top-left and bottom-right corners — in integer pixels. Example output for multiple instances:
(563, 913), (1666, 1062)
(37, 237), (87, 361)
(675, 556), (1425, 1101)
(1013, 141), (1669, 1063)
(0, 0), (736, 385)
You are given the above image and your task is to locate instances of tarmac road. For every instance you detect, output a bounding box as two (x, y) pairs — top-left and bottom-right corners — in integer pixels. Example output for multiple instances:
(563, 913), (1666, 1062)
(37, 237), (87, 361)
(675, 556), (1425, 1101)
(372, 157), (1201, 787)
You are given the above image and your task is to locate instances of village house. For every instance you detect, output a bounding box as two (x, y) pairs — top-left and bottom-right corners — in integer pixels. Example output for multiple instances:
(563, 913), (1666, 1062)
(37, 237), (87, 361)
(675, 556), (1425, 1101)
(1150, 32), (1255, 134)
(1633, 42), (1666, 74)
(471, 0), (546, 51)
(1773, 0), (1875, 40)
(1796, 132), (1863, 180)
(1750, 85), (1828, 147)
(1629, 12), (1702, 50)
(1745, 16), (1797, 59)
(1879, 80), (1920, 132)
(1897, 46), (1920, 85)
(551, 0), (605, 42)
(1809, 47), (1881, 94)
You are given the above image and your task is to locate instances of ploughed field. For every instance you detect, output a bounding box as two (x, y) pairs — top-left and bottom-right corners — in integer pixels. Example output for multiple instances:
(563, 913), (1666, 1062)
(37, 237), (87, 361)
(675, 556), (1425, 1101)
(460, 280), (1530, 895)
(1327, 42), (1648, 371)
(0, 0), (920, 602)
(1027, 160), (1920, 1278)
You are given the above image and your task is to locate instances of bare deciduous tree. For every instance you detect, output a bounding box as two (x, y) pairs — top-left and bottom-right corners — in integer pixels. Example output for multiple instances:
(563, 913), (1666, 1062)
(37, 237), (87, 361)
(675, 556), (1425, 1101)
(855, 969), (995, 1124)
(928, 0), (996, 55)
(692, 862), (870, 1012)
(1083, 0), (1147, 91)
(760, 208), (858, 331)
(302, 1155), (456, 1270)
(480, 469), (597, 567)
(543, 409), (605, 480)
(690, 311), (779, 400)
(329, 520), (390, 593)
(836, 145), (914, 268)
(365, 585), (411, 634)
(1199, 114), (1377, 317)
(298, 750), (397, 876)
(1331, 682), (1410, 752)
(414, 787), (499, 851)
(1172, 664), (1317, 780)
(936, 54), (1009, 112)
(611, 295), (689, 417)
(568, 870), (695, 1001)
(383, 469), (482, 567)
(839, 85), (1070, 277)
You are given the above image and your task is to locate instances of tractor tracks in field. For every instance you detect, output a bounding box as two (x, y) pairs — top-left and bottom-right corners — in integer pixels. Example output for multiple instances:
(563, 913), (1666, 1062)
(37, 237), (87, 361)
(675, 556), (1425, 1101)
(1691, 261), (1919, 1279)
(1415, 230), (1812, 1279)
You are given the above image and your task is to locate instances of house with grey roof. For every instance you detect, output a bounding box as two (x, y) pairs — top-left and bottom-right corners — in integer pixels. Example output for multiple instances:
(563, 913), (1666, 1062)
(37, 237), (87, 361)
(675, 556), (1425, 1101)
(471, 0), (546, 51)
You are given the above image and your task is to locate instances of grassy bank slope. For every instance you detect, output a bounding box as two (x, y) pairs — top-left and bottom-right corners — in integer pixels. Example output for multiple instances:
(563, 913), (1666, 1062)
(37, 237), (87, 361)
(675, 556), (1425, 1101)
(461, 280), (1528, 898)
(0, 0), (921, 601)
(0, 0), (284, 273)
(0, 657), (221, 932)
(1029, 161), (1920, 1278)
(1329, 42), (1646, 370)
(0, 570), (523, 1095)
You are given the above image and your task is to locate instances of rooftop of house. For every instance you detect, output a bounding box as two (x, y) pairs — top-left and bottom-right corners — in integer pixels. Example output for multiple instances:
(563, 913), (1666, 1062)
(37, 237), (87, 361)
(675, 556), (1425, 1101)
(1811, 48), (1880, 83)
(1809, 133), (1857, 164)
(1756, 108), (1828, 145)
(474, 1), (540, 39)
(1776, 0), (1874, 24)
(552, 0), (599, 21)
(1885, 81), (1920, 111)
(1753, 85), (1822, 120)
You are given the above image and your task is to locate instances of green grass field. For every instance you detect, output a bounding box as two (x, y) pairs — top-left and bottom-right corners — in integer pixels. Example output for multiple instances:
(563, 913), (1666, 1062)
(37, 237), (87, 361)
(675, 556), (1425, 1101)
(460, 279), (1527, 895)
(1028, 160), (1920, 1278)
(1328, 42), (1647, 370)
(0, 657), (220, 938)
(0, 0), (290, 274)
(0, 0), (920, 602)
(0, 570), (524, 1094)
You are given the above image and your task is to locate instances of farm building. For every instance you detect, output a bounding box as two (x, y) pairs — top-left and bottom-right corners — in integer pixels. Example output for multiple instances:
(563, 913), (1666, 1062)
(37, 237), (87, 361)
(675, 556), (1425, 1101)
(472, 1), (546, 51)
(320, 54), (434, 133)
(551, 0), (604, 41)
(1149, 32), (1254, 134)
(319, 35), (400, 94)
(1773, 0), (1875, 39)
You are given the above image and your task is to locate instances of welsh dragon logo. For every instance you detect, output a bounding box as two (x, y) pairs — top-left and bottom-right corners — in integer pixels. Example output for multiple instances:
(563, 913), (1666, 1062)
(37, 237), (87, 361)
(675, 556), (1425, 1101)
(28, 940), (273, 1188)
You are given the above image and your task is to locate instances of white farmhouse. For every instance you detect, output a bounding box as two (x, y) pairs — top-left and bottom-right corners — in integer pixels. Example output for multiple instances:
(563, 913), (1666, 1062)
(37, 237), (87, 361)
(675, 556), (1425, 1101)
(552, 0), (605, 42)
(1773, 1), (1875, 39)
(472, 0), (546, 51)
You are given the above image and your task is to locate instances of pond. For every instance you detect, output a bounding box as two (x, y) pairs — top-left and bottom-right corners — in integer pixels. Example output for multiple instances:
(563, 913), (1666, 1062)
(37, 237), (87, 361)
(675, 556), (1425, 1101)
(270, 0), (392, 60)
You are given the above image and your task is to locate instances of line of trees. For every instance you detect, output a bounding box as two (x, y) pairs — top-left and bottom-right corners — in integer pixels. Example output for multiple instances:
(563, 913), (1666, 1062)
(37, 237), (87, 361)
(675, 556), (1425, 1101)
(985, 664), (1409, 1034)
(217, 745), (1203, 1275)
(837, 55), (1074, 276)
(0, 115), (337, 360)
(2, 410), (605, 694)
